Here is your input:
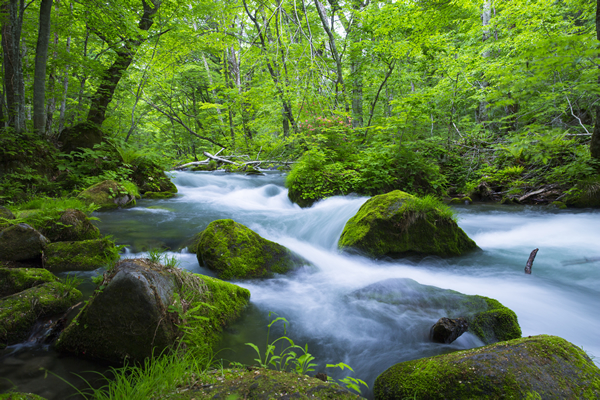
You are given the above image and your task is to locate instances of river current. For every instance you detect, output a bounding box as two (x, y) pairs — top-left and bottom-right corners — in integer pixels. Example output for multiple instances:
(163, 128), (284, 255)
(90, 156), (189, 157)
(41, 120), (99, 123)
(1, 170), (599, 399)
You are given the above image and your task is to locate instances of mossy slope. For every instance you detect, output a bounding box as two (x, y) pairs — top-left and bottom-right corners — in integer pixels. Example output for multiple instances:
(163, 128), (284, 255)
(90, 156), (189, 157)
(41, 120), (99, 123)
(177, 368), (362, 399)
(56, 259), (249, 363)
(77, 179), (137, 211)
(0, 281), (82, 349)
(338, 191), (477, 258)
(43, 237), (121, 272)
(0, 267), (56, 298)
(374, 335), (600, 400)
(197, 219), (307, 279)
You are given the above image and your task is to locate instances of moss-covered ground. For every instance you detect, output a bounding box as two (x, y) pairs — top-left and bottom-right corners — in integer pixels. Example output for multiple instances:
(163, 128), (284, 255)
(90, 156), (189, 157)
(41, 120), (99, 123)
(0, 267), (56, 298)
(43, 237), (121, 272)
(374, 335), (600, 400)
(0, 281), (82, 349)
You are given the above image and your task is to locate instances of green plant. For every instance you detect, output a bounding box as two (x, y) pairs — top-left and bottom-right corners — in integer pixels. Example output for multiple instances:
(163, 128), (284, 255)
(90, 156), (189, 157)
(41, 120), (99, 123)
(245, 313), (317, 375)
(147, 248), (180, 268)
(326, 362), (369, 395)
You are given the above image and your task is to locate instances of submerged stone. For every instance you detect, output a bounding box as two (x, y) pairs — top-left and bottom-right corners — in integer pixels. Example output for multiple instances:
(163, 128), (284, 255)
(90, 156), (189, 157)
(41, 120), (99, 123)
(338, 190), (478, 258)
(0, 223), (49, 261)
(43, 238), (120, 272)
(374, 335), (600, 400)
(0, 267), (56, 298)
(350, 278), (521, 345)
(430, 317), (468, 344)
(77, 180), (137, 211)
(196, 219), (308, 279)
(56, 258), (250, 363)
(0, 281), (81, 349)
(39, 209), (100, 242)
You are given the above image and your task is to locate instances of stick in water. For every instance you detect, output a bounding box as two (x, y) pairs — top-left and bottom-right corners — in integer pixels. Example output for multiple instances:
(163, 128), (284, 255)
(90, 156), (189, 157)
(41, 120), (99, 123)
(525, 248), (539, 274)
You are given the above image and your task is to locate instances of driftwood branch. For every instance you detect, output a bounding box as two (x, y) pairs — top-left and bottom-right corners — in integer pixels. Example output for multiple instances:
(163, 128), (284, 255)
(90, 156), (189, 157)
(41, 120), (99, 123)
(562, 257), (600, 266)
(203, 151), (241, 165)
(525, 248), (539, 274)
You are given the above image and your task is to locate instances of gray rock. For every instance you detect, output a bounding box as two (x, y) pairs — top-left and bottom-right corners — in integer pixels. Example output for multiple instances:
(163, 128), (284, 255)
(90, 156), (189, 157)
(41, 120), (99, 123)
(430, 317), (468, 344)
(0, 223), (49, 261)
(0, 206), (15, 220)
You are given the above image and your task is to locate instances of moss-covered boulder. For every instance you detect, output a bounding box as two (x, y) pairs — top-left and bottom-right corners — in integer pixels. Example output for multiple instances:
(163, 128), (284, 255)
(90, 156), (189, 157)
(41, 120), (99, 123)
(58, 122), (103, 154)
(77, 180), (136, 211)
(131, 158), (178, 195)
(0, 267), (56, 297)
(189, 367), (362, 399)
(338, 191), (477, 258)
(143, 191), (176, 199)
(350, 278), (521, 344)
(0, 223), (50, 261)
(0, 281), (82, 349)
(0, 206), (15, 220)
(43, 238), (120, 272)
(374, 335), (600, 399)
(197, 219), (307, 280)
(0, 393), (47, 400)
(38, 209), (100, 242)
(56, 258), (250, 363)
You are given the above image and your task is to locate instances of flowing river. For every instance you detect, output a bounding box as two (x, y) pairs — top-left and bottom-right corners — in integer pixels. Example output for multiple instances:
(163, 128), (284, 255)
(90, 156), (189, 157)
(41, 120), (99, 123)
(2, 170), (600, 399)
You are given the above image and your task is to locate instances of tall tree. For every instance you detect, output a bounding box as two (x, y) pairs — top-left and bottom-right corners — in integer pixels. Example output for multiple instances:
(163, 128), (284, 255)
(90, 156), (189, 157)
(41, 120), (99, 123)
(1, 0), (25, 132)
(86, 0), (161, 127)
(33, 0), (53, 135)
(592, 0), (600, 160)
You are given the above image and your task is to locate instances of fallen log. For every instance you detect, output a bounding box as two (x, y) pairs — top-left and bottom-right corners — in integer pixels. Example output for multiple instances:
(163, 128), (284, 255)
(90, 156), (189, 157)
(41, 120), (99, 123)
(525, 248), (539, 274)
(203, 151), (241, 166)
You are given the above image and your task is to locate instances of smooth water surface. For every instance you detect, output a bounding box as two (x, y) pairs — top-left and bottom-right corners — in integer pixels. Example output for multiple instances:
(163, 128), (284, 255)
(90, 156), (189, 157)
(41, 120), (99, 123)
(2, 170), (599, 399)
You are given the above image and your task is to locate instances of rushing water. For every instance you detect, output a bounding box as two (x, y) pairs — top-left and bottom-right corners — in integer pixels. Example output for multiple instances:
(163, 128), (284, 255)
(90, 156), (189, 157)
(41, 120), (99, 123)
(2, 170), (600, 399)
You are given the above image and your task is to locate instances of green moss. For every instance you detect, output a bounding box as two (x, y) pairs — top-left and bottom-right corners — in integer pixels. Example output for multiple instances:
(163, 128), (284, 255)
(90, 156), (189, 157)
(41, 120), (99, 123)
(131, 159), (178, 194)
(181, 232), (203, 254)
(374, 335), (600, 400)
(0, 206), (15, 220)
(174, 367), (361, 399)
(38, 208), (100, 242)
(120, 180), (141, 199)
(448, 196), (472, 204)
(0, 393), (47, 400)
(550, 201), (567, 209)
(144, 191), (176, 199)
(196, 219), (306, 279)
(339, 190), (477, 258)
(77, 179), (137, 211)
(43, 237), (121, 272)
(466, 296), (522, 344)
(0, 267), (56, 298)
(0, 281), (82, 349)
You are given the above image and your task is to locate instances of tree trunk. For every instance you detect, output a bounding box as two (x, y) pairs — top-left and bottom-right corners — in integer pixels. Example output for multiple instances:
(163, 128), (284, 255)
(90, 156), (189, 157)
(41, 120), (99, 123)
(478, 0), (492, 124)
(1, 0), (25, 133)
(33, 0), (53, 135)
(591, 0), (600, 160)
(86, 0), (160, 127)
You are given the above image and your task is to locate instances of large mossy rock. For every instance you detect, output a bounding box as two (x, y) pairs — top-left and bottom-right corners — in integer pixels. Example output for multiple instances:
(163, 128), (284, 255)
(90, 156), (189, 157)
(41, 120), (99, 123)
(43, 238), (120, 272)
(196, 219), (306, 279)
(0, 206), (15, 220)
(59, 122), (103, 154)
(0, 281), (82, 349)
(56, 258), (250, 363)
(338, 191), (477, 258)
(39, 209), (100, 242)
(0, 223), (49, 261)
(191, 367), (362, 399)
(0, 267), (56, 297)
(131, 158), (178, 195)
(350, 278), (521, 344)
(374, 335), (600, 400)
(77, 180), (136, 211)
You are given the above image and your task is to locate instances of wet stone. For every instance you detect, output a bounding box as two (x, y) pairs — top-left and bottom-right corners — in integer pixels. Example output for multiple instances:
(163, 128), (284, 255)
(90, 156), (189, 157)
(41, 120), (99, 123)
(430, 317), (469, 344)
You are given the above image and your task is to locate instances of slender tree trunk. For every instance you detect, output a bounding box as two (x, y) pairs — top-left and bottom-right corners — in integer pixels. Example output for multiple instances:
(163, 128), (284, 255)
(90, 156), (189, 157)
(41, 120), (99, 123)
(59, 34), (71, 133)
(591, 0), (600, 160)
(86, 0), (160, 127)
(33, 0), (53, 135)
(478, 0), (492, 124)
(2, 0), (25, 133)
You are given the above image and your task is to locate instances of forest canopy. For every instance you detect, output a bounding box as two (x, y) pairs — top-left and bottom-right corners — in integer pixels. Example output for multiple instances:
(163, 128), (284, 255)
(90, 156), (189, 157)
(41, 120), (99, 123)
(0, 0), (599, 206)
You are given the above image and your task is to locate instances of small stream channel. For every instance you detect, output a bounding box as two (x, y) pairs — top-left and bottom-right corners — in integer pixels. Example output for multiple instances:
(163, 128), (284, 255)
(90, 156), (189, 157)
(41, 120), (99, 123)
(2, 170), (599, 399)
